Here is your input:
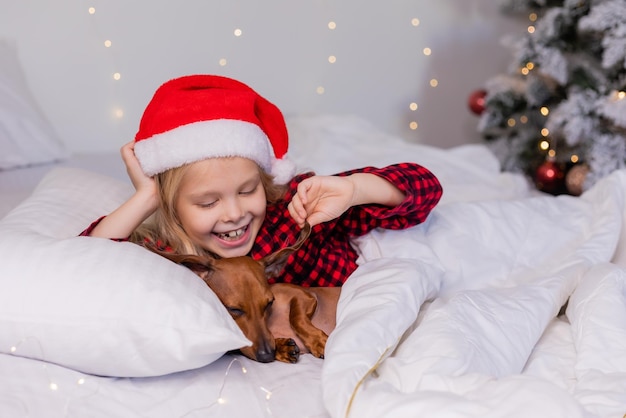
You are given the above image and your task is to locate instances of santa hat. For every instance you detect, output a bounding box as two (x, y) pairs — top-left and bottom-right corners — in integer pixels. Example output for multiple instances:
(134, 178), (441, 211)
(134, 74), (296, 183)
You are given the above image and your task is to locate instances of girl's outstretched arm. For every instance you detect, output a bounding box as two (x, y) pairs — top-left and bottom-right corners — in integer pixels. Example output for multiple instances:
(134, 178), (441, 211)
(288, 172), (404, 228)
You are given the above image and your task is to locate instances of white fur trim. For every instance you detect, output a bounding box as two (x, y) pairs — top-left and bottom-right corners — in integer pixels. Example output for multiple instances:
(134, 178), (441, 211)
(134, 120), (273, 176)
(271, 155), (296, 184)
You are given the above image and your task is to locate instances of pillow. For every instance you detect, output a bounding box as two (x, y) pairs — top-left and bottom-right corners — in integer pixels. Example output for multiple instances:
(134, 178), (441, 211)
(0, 167), (249, 377)
(0, 39), (68, 170)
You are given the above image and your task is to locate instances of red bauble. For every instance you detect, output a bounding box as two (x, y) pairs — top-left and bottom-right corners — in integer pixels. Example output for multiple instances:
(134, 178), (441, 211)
(535, 160), (565, 194)
(468, 89), (487, 115)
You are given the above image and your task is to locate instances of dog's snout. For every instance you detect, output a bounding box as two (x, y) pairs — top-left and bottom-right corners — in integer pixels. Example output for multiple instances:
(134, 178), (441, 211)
(255, 343), (276, 363)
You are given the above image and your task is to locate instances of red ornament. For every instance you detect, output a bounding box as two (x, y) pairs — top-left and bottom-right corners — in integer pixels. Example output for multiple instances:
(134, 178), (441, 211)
(535, 160), (565, 194)
(468, 89), (487, 115)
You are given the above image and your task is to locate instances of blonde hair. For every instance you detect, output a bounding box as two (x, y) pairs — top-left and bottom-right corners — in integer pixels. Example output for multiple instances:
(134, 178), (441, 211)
(131, 162), (287, 256)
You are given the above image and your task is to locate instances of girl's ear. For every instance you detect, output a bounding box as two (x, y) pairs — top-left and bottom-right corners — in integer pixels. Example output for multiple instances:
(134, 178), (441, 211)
(261, 222), (311, 279)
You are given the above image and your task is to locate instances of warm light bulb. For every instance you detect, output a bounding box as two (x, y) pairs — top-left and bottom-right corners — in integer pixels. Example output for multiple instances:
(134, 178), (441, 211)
(219, 58), (227, 66)
(507, 118), (516, 127)
(539, 140), (550, 150)
(88, 7), (96, 15)
(540, 107), (550, 116)
(618, 91), (626, 100)
(409, 102), (418, 111)
(104, 40), (112, 48)
(409, 121), (418, 130)
(411, 18), (420, 27)
(528, 26), (535, 34)
(429, 79), (438, 87)
(113, 73), (121, 81)
(521, 68), (530, 75)
(234, 28), (242, 37)
(571, 155), (579, 163)
(541, 128), (550, 137)
(328, 21), (336, 30)
(548, 149), (556, 158)
(328, 55), (337, 64)
(114, 108), (123, 118)
(49, 383), (58, 391)
(423, 48), (431, 56)
(529, 13), (537, 22)
(316, 86), (325, 94)
(520, 115), (529, 123)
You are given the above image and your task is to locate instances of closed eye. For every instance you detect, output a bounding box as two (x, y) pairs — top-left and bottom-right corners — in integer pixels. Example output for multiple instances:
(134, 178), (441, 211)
(227, 307), (244, 318)
(265, 299), (274, 312)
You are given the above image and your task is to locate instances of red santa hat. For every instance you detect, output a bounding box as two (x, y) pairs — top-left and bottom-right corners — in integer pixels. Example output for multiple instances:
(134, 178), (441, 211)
(133, 74), (295, 183)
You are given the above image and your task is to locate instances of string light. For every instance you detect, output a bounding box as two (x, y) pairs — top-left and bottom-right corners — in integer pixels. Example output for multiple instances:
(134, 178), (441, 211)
(411, 17), (420, 27)
(429, 79), (438, 87)
(409, 102), (418, 111)
(528, 26), (536, 34)
(540, 106), (550, 116)
(328, 55), (337, 64)
(539, 140), (550, 150)
(234, 28), (243, 37)
(316, 86), (325, 95)
(328, 21), (336, 30)
(423, 47), (432, 56)
(541, 128), (550, 137)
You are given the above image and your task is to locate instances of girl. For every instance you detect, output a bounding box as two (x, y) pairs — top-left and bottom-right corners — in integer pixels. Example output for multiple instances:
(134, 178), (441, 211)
(82, 74), (443, 287)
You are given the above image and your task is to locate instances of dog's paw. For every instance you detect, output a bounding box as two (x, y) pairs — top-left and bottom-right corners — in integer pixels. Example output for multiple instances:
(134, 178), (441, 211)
(308, 333), (327, 359)
(274, 338), (300, 363)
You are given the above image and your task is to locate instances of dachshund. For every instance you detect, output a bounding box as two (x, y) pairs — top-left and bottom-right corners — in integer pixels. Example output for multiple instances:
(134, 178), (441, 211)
(154, 223), (340, 363)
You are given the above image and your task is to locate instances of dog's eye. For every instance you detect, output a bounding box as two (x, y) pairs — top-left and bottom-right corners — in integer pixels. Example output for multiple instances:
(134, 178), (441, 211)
(265, 299), (274, 312)
(227, 307), (244, 317)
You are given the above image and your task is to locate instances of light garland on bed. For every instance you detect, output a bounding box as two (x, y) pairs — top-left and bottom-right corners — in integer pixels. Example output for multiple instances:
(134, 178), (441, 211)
(8, 337), (101, 416)
(9, 338), (287, 417)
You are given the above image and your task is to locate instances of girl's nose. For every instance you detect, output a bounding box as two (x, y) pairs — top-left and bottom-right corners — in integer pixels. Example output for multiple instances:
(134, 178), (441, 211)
(221, 197), (244, 221)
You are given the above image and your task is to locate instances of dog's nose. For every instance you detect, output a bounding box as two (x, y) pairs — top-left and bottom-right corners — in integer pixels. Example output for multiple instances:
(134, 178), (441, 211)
(256, 347), (275, 363)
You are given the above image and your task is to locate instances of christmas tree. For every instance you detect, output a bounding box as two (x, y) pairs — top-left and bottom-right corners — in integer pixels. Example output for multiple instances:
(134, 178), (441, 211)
(474, 0), (626, 195)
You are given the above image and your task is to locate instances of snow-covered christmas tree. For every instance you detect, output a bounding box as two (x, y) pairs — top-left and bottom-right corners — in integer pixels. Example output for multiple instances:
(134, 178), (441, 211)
(474, 0), (626, 195)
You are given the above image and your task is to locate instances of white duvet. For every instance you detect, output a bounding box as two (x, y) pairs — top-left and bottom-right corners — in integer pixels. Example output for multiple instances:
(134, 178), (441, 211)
(2, 115), (626, 417)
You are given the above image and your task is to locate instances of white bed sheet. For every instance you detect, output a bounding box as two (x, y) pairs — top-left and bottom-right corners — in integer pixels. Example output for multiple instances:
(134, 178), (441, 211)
(3, 115), (625, 418)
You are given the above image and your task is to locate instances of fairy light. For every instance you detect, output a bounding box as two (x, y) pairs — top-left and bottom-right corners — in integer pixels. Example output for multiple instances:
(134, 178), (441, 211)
(88, 7), (95, 15)
(316, 86), (325, 94)
(234, 28), (242, 37)
(411, 17), (420, 27)
(104, 40), (112, 48)
(541, 128), (550, 137)
(618, 91), (626, 100)
(520, 115), (529, 123)
(528, 26), (535, 34)
(423, 47), (432, 56)
(328, 21), (336, 30)
(539, 140), (550, 150)
(409, 121), (418, 130)
(529, 13), (538, 22)
(548, 149), (556, 158)
(113, 72), (121, 80)
(521, 67), (530, 76)
(526, 62), (535, 71)
(571, 154), (579, 163)
(429, 79), (438, 87)
(328, 55), (337, 63)
(219, 58), (227, 66)
(409, 102), (418, 111)
(540, 106), (550, 116)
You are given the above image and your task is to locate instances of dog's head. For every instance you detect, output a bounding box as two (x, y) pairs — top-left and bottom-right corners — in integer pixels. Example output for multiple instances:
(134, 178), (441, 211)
(152, 223), (311, 363)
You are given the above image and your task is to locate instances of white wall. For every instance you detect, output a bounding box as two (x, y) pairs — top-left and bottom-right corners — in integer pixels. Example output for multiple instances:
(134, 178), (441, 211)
(0, 0), (526, 154)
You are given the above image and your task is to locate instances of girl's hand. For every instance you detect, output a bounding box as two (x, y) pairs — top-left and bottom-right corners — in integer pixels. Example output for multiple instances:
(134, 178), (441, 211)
(288, 175), (356, 228)
(288, 173), (405, 228)
(121, 141), (157, 197)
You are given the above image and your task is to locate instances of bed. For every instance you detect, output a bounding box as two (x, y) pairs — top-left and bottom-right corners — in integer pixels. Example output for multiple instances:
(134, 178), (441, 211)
(2, 44), (626, 418)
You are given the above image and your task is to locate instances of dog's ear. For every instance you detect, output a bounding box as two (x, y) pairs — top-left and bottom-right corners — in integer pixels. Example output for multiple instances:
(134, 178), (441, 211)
(261, 222), (311, 278)
(147, 247), (215, 278)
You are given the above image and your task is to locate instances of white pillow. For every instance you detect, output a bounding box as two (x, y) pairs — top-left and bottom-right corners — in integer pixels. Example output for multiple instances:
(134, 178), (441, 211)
(0, 39), (68, 170)
(0, 167), (249, 377)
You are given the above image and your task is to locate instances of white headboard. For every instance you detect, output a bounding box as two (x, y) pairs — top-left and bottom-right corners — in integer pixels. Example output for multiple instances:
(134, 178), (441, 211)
(0, 0), (525, 154)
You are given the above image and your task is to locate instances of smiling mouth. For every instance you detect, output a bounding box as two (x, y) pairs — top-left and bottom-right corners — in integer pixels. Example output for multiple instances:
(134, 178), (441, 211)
(215, 226), (248, 241)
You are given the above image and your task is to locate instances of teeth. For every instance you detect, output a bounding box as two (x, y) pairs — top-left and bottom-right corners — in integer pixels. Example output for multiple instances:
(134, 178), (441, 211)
(218, 227), (245, 240)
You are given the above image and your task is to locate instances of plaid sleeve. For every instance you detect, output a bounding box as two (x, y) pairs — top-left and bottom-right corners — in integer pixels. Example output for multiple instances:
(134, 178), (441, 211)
(334, 162), (443, 236)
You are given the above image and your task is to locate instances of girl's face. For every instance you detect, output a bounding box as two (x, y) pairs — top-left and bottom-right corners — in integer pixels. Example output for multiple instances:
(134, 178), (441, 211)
(175, 157), (267, 258)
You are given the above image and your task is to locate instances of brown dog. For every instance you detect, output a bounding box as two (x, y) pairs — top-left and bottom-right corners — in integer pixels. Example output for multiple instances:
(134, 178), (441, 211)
(154, 224), (340, 363)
